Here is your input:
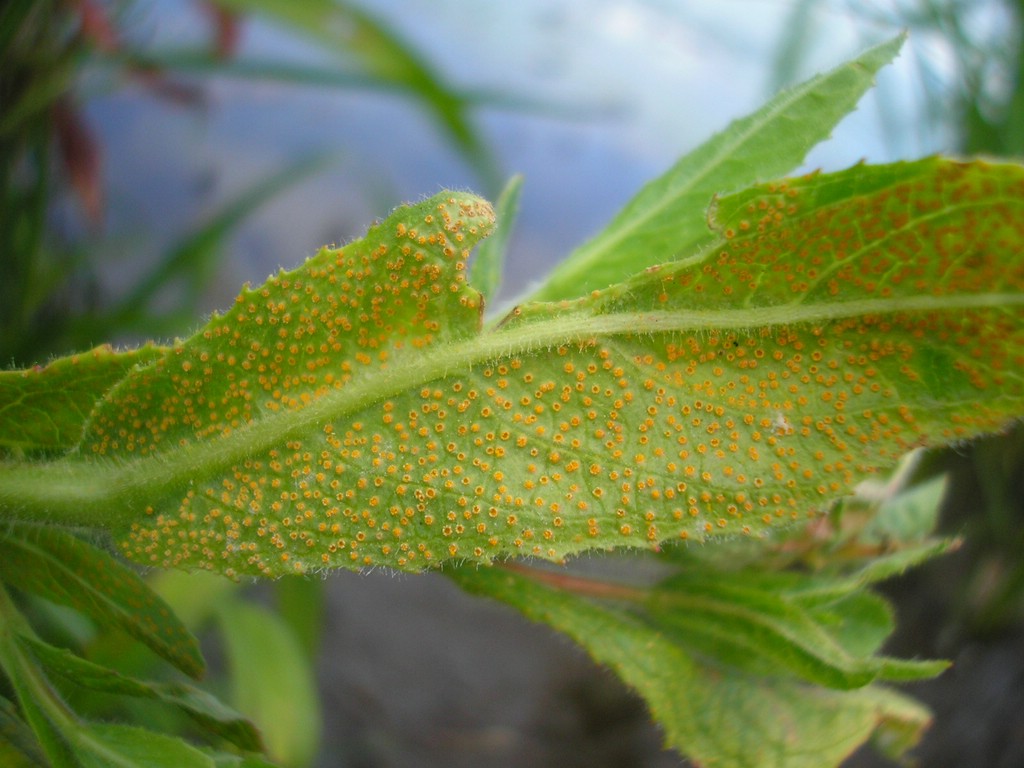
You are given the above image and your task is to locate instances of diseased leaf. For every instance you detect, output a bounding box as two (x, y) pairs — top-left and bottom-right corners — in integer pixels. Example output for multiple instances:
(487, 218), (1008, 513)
(529, 35), (905, 302)
(5, 36), (1010, 767)
(449, 564), (932, 768)
(0, 344), (167, 453)
(18, 635), (262, 752)
(0, 158), (1021, 578)
(68, 192), (495, 576)
(0, 523), (204, 679)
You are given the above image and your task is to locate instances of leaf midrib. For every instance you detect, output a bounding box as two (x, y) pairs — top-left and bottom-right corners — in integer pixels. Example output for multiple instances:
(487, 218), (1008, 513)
(145, 291), (1024, 486)
(1, 291), (1020, 526)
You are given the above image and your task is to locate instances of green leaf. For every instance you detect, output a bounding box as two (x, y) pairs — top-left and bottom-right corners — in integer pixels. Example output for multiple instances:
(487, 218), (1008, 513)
(2, 581), (218, 767)
(860, 474), (948, 545)
(146, 570), (242, 632)
(785, 538), (956, 605)
(529, 35), (905, 302)
(75, 723), (213, 768)
(217, 600), (320, 768)
(0, 523), (204, 679)
(18, 635), (262, 753)
(0, 695), (48, 767)
(863, 686), (936, 760)
(449, 564), (932, 768)
(208, 0), (496, 186)
(0, 344), (167, 454)
(272, 577), (324, 662)
(0, 668), (76, 768)
(0, 587), (82, 768)
(0, 157), (1022, 577)
(208, 753), (280, 768)
(645, 568), (944, 689)
(471, 174), (523, 307)
(800, 590), (893, 659)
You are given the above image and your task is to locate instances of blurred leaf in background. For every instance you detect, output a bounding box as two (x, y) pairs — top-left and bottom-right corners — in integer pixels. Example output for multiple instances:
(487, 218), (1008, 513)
(0, 0), (516, 366)
(205, 0), (502, 190)
(770, 0), (1024, 157)
(1, 1), (90, 365)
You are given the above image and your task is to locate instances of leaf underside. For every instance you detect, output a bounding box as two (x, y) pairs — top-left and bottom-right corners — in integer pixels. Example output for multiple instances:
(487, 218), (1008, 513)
(0, 343), (167, 454)
(29, 157), (1014, 578)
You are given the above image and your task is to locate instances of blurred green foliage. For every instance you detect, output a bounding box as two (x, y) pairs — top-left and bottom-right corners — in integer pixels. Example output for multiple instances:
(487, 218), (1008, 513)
(1, 0), (85, 365)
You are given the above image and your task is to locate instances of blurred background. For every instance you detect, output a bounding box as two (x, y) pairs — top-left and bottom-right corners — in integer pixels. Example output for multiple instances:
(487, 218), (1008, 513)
(3, 1), (1024, 766)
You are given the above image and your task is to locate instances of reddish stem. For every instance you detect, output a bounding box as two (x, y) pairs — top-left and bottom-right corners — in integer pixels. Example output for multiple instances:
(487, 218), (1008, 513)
(498, 562), (649, 602)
